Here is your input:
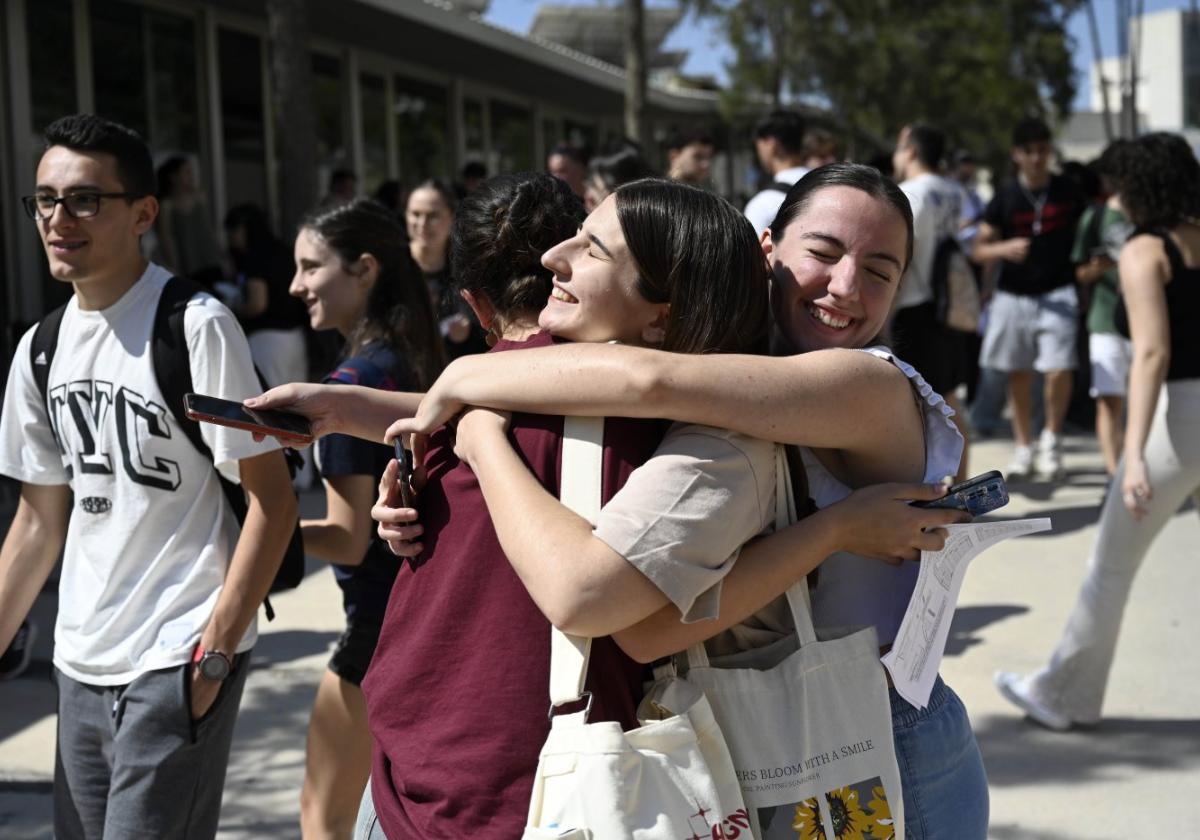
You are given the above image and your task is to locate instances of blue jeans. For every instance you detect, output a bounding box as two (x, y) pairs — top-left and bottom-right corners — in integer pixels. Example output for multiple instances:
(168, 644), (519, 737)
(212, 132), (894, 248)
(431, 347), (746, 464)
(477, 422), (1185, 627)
(890, 677), (989, 840)
(354, 779), (388, 840)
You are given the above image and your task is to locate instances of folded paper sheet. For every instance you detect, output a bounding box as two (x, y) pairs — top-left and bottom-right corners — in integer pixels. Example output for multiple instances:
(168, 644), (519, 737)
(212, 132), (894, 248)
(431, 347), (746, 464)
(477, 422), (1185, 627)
(882, 518), (1053, 707)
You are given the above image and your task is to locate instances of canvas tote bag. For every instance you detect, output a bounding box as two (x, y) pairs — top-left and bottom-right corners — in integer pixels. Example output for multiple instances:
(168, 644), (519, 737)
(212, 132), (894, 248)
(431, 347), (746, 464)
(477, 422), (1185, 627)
(681, 446), (905, 840)
(523, 417), (751, 840)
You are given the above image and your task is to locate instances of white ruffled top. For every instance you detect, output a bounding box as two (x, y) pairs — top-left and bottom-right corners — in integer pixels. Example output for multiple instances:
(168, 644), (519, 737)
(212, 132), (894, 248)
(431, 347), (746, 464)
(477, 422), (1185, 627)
(802, 345), (964, 646)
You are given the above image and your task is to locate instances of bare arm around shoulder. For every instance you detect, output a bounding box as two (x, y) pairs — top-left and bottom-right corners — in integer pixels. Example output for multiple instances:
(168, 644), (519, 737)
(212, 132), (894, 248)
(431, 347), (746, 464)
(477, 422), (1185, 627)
(246, 382), (423, 444)
(613, 483), (966, 662)
(199, 450), (298, 654)
(452, 409), (669, 637)
(0, 483), (71, 651)
(397, 346), (925, 482)
(302, 473), (377, 566)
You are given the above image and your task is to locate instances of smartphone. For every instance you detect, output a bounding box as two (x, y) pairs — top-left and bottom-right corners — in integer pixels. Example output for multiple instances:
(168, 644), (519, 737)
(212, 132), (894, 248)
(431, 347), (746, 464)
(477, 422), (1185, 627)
(911, 470), (1009, 516)
(392, 440), (416, 508)
(183, 393), (314, 445)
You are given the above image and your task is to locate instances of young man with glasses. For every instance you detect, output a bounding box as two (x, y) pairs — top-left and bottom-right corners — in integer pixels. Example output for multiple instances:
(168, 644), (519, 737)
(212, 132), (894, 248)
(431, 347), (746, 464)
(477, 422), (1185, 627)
(0, 114), (296, 839)
(973, 117), (1085, 480)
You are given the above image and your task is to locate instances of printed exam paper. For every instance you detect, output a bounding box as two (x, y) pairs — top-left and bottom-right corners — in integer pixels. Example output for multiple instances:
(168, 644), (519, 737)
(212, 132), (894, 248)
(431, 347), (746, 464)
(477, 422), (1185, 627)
(882, 518), (1053, 708)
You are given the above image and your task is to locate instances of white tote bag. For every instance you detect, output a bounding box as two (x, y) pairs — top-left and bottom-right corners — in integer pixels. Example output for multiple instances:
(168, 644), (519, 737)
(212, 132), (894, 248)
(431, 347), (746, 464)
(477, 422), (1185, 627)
(523, 417), (751, 840)
(681, 447), (905, 840)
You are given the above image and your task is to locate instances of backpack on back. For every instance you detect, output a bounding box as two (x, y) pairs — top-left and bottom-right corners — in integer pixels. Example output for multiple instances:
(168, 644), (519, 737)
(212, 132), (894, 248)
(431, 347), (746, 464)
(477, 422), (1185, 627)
(30, 275), (305, 620)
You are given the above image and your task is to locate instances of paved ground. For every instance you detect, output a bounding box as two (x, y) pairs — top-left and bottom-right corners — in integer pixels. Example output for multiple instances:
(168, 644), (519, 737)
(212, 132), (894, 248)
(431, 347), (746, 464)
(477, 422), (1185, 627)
(1, 435), (1197, 838)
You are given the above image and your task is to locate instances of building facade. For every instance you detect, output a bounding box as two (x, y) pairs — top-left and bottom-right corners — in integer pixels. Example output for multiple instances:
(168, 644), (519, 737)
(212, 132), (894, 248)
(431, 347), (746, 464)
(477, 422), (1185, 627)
(0, 0), (723, 363)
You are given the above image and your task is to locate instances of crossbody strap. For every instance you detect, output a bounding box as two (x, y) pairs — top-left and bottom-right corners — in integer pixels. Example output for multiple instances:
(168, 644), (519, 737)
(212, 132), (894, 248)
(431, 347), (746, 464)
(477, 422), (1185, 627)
(548, 416), (605, 710)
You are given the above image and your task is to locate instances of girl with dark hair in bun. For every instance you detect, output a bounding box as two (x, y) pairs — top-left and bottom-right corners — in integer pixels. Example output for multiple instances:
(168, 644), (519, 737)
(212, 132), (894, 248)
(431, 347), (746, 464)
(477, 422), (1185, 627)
(997, 133), (1200, 732)
(287, 198), (444, 839)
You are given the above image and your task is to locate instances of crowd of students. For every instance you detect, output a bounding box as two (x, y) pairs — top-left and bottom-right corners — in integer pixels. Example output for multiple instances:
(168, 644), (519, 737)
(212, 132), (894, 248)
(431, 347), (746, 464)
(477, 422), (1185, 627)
(0, 108), (1196, 840)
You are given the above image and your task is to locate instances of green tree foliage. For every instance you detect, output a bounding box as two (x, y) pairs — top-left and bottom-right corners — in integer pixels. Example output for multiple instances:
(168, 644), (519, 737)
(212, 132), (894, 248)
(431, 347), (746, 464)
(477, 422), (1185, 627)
(690, 0), (1082, 159)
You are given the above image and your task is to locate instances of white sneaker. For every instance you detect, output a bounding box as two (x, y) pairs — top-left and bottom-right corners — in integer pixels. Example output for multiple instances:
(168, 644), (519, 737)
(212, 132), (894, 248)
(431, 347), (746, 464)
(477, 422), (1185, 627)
(994, 671), (1072, 731)
(1036, 430), (1063, 479)
(1006, 445), (1033, 480)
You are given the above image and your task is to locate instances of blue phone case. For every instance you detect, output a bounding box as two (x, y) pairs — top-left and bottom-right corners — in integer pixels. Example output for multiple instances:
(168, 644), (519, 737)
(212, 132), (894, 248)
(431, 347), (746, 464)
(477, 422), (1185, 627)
(914, 472), (1009, 516)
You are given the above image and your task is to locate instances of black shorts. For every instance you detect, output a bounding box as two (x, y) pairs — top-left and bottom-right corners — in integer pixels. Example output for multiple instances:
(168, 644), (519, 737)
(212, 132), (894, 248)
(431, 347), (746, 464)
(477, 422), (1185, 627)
(890, 302), (969, 395)
(328, 618), (383, 686)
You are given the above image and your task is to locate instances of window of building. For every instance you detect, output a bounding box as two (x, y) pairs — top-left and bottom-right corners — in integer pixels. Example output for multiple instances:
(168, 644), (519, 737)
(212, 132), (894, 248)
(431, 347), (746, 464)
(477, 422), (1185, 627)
(147, 12), (200, 155)
(394, 76), (450, 182)
(26, 0), (76, 136)
(218, 28), (268, 211)
(542, 117), (561, 158)
(360, 73), (389, 193)
(489, 100), (533, 175)
(24, 0), (76, 316)
(312, 53), (347, 188)
(462, 97), (486, 176)
(91, 2), (200, 156)
(563, 119), (598, 155)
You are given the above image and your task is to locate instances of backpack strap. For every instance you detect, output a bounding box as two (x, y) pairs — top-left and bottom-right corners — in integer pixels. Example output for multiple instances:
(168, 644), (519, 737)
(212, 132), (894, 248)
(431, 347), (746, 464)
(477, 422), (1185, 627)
(153, 276), (210, 456)
(30, 301), (72, 445)
(152, 275), (302, 620)
(151, 275), (250, 514)
(770, 180), (794, 195)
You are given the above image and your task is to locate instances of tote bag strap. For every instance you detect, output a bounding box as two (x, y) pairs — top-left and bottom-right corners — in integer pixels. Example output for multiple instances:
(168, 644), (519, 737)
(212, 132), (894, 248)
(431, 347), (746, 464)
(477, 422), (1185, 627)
(548, 416), (605, 710)
(686, 445), (818, 668)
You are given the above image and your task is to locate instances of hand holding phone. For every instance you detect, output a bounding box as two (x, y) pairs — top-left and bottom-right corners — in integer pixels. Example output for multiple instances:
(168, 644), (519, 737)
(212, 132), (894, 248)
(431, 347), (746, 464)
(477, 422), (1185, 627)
(911, 470), (1009, 517)
(394, 439), (415, 509)
(184, 393), (314, 445)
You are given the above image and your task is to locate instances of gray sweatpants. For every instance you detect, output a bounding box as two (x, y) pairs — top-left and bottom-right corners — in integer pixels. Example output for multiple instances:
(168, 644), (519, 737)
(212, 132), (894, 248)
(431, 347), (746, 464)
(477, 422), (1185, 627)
(53, 653), (250, 840)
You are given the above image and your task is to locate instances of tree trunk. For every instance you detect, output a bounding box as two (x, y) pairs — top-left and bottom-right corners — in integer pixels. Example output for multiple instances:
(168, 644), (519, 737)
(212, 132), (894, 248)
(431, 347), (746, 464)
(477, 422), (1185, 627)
(266, 0), (319, 240)
(624, 0), (647, 148)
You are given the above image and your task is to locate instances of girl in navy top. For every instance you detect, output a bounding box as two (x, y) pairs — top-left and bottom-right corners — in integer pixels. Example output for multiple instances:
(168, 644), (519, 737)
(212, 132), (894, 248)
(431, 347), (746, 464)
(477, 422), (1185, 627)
(288, 199), (444, 839)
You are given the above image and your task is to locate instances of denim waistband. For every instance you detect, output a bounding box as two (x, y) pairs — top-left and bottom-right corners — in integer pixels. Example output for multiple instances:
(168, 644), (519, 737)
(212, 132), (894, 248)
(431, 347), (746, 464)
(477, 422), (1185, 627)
(888, 674), (949, 727)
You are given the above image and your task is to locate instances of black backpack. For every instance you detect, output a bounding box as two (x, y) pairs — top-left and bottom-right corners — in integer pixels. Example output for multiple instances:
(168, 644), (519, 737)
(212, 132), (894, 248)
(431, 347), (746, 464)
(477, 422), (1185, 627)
(30, 276), (305, 620)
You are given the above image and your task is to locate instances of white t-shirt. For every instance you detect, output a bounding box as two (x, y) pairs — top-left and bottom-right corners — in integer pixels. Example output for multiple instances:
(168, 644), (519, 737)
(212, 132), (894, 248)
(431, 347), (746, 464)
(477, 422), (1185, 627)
(592, 423), (786, 656)
(0, 264), (281, 684)
(895, 172), (964, 310)
(743, 166), (809, 235)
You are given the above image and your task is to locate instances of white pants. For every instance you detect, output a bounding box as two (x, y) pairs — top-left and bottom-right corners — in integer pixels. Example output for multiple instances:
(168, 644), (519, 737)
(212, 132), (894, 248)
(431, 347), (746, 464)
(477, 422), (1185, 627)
(1027, 378), (1200, 721)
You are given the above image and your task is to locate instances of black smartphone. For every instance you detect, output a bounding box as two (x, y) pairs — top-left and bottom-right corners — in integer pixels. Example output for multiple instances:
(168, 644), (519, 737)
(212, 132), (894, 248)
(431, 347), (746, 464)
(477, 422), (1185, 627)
(393, 439), (415, 508)
(184, 393), (313, 444)
(911, 470), (1009, 516)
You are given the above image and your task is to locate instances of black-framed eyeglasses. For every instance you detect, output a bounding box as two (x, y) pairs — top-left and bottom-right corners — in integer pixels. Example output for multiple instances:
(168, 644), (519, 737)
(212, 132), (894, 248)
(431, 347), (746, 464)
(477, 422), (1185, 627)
(21, 192), (143, 221)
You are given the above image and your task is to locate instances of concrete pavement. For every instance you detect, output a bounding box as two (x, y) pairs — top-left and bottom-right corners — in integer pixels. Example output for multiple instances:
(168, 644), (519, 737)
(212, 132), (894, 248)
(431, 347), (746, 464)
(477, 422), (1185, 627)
(1, 435), (1197, 838)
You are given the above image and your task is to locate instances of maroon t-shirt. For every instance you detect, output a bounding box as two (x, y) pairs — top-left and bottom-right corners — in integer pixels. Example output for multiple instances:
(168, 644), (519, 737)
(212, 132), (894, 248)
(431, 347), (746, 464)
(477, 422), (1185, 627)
(361, 331), (665, 838)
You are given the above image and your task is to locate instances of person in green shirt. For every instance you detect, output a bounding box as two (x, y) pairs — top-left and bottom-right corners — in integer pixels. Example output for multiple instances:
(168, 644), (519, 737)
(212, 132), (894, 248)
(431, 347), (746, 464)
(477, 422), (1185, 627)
(1073, 142), (1134, 477)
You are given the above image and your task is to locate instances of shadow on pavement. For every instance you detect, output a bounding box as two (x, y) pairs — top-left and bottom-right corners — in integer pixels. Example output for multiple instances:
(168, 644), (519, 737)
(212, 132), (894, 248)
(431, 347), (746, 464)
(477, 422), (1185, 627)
(250, 630), (339, 668)
(1014, 504), (1103, 539)
(944, 604), (1029, 657)
(975, 712), (1200, 787)
(219, 670), (319, 838)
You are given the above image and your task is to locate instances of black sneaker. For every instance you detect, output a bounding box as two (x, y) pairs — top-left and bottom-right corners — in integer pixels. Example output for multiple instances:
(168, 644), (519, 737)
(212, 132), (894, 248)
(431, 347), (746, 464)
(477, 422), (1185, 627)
(0, 619), (37, 680)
